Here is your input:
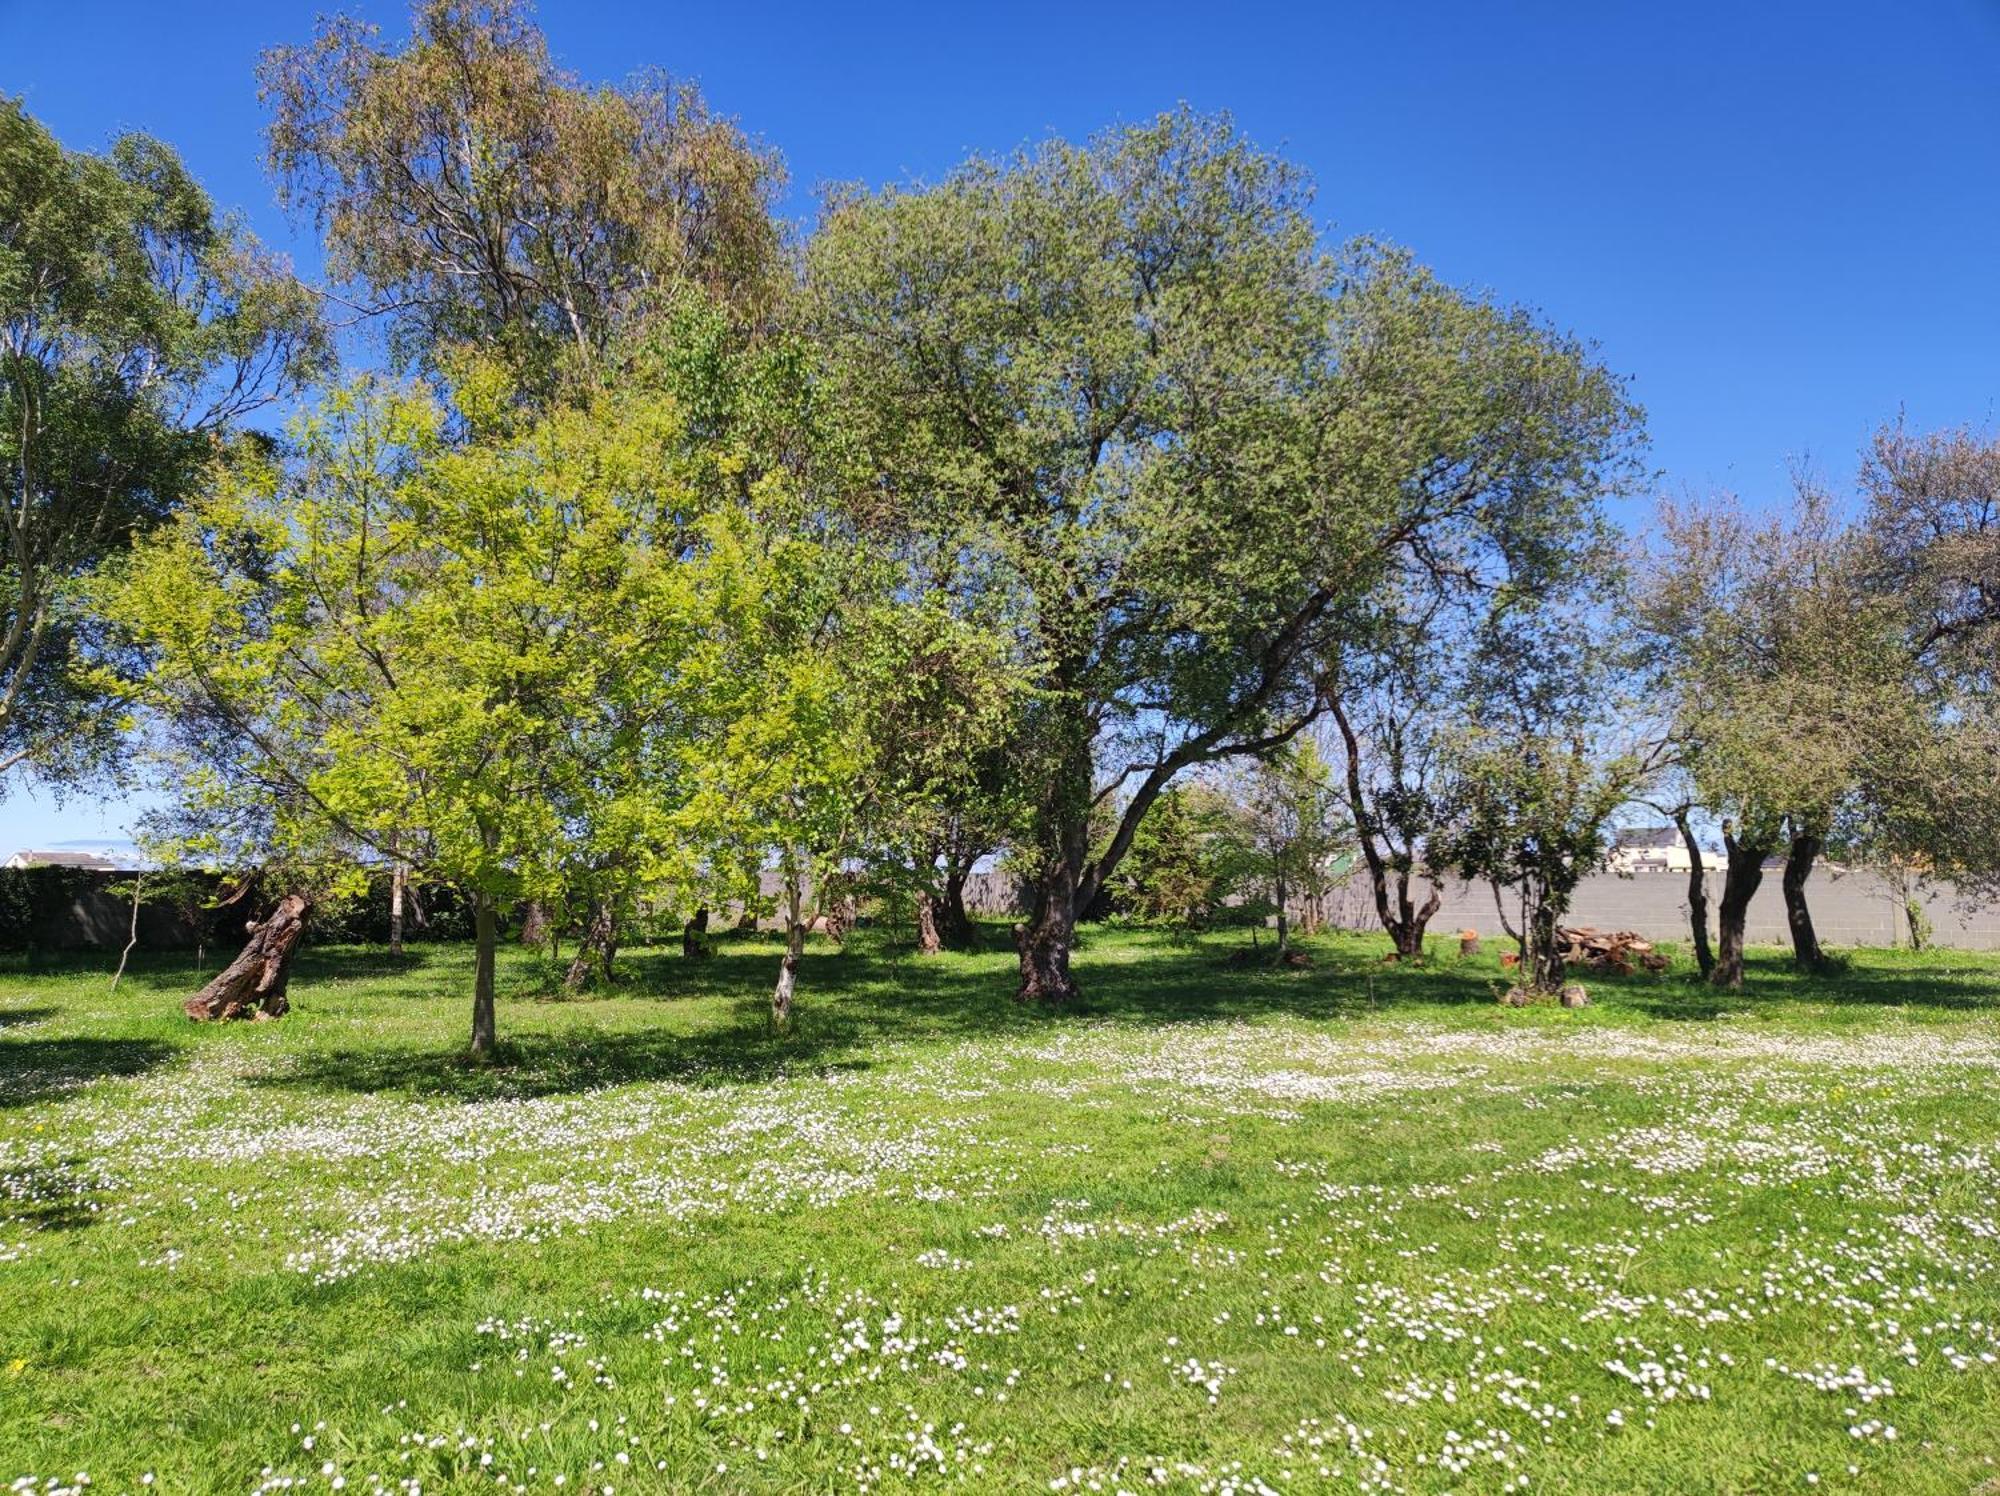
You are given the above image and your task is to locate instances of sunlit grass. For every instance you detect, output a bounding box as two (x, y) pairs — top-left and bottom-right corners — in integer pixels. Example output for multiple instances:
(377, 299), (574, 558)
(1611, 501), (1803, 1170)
(2, 928), (1998, 1493)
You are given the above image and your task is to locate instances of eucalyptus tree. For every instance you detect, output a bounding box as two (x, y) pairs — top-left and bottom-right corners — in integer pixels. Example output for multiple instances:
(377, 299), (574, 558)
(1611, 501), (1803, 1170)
(260, 0), (782, 387)
(1, 98), (325, 789)
(806, 109), (1641, 1003)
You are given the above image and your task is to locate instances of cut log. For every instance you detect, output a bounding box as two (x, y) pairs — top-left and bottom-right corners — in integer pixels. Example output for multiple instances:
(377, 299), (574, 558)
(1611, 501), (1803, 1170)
(184, 894), (309, 1022)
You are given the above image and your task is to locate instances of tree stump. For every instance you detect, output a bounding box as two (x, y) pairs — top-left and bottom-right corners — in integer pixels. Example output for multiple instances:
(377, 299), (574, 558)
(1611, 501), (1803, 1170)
(1559, 983), (1591, 1009)
(184, 894), (309, 1022)
(1458, 929), (1480, 958)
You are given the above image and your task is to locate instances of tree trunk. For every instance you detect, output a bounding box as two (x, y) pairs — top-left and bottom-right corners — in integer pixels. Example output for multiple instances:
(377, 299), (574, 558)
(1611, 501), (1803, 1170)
(940, 863), (977, 948)
(1527, 897), (1565, 993)
(470, 893), (498, 1059)
(1016, 863), (1081, 1004)
(1273, 868), (1290, 959)
(1015, 709), (1098, 1003)
(389, 863), (407, 956)
(518, 898), (550, 948)
(109, 876), (145, 992)
(1672, 809), (1714, 978)
(682, 906), (711, 959)
(185, 893), (309, 1022)
(563, 901), (616, 991)
(1330, 697), (1439, 959)
(1711, 826), (1768, 991)
(914, 890), (944, 955)
(1781, 830), (1825, 970)
(772, 873), (804, 1028)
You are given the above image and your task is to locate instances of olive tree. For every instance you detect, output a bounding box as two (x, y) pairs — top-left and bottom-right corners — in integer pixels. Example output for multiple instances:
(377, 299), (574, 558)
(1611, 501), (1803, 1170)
(805, 109), (1641, 1003)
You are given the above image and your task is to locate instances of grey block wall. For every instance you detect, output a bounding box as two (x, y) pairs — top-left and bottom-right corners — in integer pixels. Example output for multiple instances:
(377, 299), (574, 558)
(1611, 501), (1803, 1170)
(1315, 867), (2000, 950)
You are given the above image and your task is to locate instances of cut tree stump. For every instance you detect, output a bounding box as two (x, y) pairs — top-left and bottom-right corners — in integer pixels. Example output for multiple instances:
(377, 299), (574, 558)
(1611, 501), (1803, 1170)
(184, 893), (310, 1022)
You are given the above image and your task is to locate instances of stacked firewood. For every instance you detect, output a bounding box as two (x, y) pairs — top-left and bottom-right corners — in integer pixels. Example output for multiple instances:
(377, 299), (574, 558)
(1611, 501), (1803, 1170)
(1557, 925), (1670, 975)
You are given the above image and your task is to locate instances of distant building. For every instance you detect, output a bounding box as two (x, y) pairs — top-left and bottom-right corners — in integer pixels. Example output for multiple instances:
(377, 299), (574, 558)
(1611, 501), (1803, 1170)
(1604, 826), (1697, 874)
(3, 849), (121, 871)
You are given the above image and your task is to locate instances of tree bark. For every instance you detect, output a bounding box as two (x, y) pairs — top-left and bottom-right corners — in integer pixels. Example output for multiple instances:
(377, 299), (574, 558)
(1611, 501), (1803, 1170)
(518, 898), (550, 948)
(389, 863), (407, 956)
(470, 893), (498, 1059)
(1672, 808), (1714, 978)
(1273, 868), (1290, 959)
(1781, 829), (1825, 970)
(1015, 725), (1092, 1003)
(564, 901), (615, 991)
(1711, 824), (1769, 990)
(914, 889), (944, 955)
(1016, 862), (1081, 1004)
(1527, 895), (1566, 992)
(772, 873), (804, 1028)
(939, 862), (977, 948)
(185, 893), (309, 1022)
(682, 906), (711, 959)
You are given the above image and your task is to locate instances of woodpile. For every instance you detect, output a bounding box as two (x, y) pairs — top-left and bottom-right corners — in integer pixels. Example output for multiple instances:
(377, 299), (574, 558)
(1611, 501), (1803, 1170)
(1556, 925), (1669, 975)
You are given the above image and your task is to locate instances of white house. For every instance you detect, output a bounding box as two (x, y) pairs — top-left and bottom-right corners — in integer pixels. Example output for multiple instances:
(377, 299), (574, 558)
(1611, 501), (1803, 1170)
(3, 849), (121, 871)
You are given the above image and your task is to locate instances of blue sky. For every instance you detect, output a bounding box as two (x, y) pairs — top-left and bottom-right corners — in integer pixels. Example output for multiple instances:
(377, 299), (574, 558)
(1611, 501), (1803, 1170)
(4, 0), (1999, 850)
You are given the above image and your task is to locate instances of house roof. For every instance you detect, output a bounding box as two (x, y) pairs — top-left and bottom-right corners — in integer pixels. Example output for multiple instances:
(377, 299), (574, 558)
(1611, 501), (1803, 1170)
(1613, 826), (1679, 850)
(5, 849), (121, 870)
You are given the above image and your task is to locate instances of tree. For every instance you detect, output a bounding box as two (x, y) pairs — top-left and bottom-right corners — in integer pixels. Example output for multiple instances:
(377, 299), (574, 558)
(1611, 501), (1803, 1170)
(103, 359), (720, 1057)
(1429, 605), (1647, 994)
(1640, 487), (1917, 985)
(1213, 739), (1349, 959)
(1102, 786), (1231, 936)
(1, 98), (325, 789)
(261, 0), (781, 388)
(805, 109), (1641, 1004)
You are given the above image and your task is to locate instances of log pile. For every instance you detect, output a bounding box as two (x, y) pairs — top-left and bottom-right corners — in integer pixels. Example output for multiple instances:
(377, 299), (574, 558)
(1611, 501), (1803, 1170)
(1556, 925), (1670, 975)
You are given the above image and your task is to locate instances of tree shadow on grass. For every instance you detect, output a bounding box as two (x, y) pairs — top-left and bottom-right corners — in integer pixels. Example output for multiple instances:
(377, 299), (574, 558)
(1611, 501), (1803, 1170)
(0, 1036), (178, 1108)
(257, 930), (1508, 1103)
(0, 1006), (56, 1029)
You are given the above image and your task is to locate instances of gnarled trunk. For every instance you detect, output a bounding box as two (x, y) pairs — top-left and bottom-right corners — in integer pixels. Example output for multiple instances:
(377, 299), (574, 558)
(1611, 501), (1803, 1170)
(914, 889), (944, 955)
(1711, 826), (1768, 990)
(564, 901), (615, 991)
(682, 906), (711, 959)
(185, 893), (309, 1022)
(1781, 830), (1825, 970)
(940, 863), (977, 948)
(772, 873), (805, 1028)
(518, 899), (550, 948)
(1016, 865), (1080, 1004)
(1672, 809), (1714, 978)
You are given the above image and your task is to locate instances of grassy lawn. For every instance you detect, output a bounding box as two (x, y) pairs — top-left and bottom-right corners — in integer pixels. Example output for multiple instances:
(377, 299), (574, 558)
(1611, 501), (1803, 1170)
(2, 927), (1998, 1494)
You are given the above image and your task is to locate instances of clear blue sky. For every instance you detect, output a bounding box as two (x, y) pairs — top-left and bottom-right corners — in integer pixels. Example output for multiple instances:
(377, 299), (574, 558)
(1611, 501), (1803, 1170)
(4, 0), (1999, 850)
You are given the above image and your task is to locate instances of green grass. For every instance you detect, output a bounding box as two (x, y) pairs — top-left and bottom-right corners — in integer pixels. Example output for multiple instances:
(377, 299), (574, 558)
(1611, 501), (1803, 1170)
(2, 926), (1998, 1494)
